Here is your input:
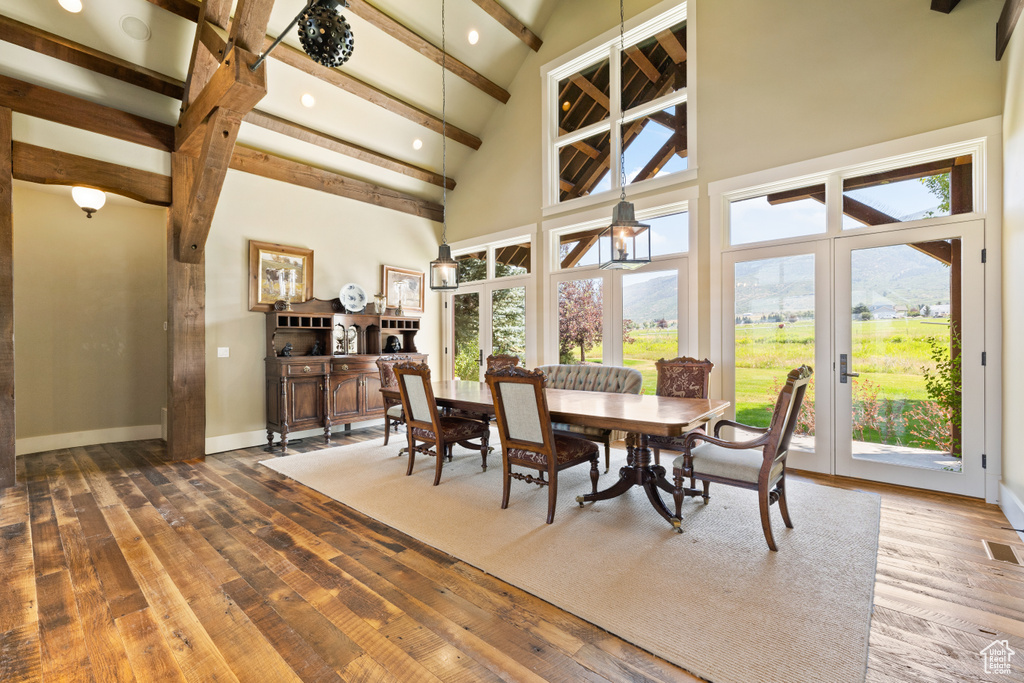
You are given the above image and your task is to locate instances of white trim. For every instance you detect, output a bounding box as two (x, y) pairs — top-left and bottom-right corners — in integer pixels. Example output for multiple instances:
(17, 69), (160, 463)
(622, 91), (688, 125)
(999, 483), (1024, 546)
(448, 224), (534, 252)
(204, 421), (380, 455)
(16, 425), (162, 456)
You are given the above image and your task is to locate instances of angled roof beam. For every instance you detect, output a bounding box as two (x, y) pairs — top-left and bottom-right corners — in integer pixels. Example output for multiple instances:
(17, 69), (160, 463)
(997, 0), (1023, 60)
(183, 0), (231, 106)
(655, 29), (687, 64)
(230, 145), (444, 222)
(0, 14), (185, 98)
(244, 109), (455, 190)
(345, 0), (510, 103)
(0, 74), (174, 151)
(142, 0), (482, 150)
(631, 133), (681, 183)
(469, 0), (542, 51)
(624, 45), (660, 83)
(930, 0), (962, 13)
(569, 73), (610, 110)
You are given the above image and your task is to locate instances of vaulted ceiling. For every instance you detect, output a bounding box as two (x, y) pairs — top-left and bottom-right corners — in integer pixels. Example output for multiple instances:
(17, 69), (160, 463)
(0, 0), (560, 213)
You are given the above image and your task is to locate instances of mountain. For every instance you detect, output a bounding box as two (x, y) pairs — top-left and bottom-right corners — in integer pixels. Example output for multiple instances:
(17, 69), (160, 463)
(622, 274), (679, 323)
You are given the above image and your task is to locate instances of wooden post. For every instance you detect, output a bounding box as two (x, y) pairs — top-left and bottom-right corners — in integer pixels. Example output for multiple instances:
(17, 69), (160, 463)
(166, 153), (206, 461)
(0, 106), (14, 487)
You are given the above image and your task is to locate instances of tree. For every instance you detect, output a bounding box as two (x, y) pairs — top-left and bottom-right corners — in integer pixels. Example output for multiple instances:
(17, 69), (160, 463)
(655, 318), (668, 329)
(921, 173), (951, 216)
(558, 279), (602, 363)
(623, 318), (638, 345)
(852, 302), (870, 316)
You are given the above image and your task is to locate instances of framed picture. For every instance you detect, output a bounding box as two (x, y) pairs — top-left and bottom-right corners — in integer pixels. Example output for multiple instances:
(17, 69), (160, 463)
(382, 265), (425, 313)
(248, 240), (314, 312)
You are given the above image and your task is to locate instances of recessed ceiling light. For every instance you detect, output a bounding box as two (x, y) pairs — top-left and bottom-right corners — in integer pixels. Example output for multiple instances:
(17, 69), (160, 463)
(300, 93), (316, 108)
(468, 29), (479, 45)
(413, 139), (423, 150)
(120, 15), (151, 41)
(58, 0), (83, 13)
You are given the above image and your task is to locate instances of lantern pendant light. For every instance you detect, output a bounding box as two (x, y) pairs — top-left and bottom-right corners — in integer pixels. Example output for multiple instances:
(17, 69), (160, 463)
(599, 0), (651, 271)
(430, 0), (459, 292)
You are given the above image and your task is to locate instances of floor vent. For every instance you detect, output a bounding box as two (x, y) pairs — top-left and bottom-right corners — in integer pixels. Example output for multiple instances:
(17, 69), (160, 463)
(983, 540), (1022, 565)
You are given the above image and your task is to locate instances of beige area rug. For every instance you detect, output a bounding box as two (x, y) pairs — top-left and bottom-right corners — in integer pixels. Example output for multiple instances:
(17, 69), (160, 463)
(262, 436), (880, 683)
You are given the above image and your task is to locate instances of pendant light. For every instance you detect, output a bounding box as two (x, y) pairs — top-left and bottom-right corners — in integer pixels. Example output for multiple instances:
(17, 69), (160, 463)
(250, 0), (355, 73)
(430, 0), (458, 292)
(599, 0), (651, 271)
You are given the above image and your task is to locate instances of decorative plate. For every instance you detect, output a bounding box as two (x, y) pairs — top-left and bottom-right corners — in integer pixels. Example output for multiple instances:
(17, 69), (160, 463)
(340, 283), (366, 312)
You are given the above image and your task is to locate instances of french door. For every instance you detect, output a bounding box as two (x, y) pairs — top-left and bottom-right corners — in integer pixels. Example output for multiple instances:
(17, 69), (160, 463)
(451, 282), (528, 381)
(834, 221), (985, 497)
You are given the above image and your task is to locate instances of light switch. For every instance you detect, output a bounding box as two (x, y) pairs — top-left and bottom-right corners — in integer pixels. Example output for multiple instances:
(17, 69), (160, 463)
(217, 347), (230, 358)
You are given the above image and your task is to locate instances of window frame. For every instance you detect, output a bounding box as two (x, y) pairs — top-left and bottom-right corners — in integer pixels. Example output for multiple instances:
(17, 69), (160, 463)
(541, 0), (696, 216)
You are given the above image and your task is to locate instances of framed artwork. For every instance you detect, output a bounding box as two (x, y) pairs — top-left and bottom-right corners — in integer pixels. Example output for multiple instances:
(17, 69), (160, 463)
(248, 240), (314, 312)
(382, 265), (425, 313)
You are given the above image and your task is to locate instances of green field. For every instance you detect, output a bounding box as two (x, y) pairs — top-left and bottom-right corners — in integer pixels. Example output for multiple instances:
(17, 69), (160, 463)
(566, 318), (954, 451)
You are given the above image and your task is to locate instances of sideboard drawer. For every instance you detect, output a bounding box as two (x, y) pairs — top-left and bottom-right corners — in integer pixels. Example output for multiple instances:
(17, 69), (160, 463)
(284, 361), (328, 376)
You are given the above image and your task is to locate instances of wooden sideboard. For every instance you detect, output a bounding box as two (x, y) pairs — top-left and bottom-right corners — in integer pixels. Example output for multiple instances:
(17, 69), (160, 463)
(264, 298), (425, 450)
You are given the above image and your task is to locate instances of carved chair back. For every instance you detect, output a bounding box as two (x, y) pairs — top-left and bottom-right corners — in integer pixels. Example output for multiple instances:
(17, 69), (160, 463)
(376, 355), (412, 406)
(763, 365), (813, 468)
(485, 353), (521, 372)
(393, 362), (443, 443)
(485, 366), (557, 473)
(655, 356), (714, 399)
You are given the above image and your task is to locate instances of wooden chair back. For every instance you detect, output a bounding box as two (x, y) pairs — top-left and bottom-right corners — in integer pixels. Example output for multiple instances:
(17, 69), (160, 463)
(763, 365), (813, 466)
(375, 355), (411, 389)
(485, 366), (557, 472)
(654, 356), (714, 399)
(393, 362), (443, 441)
(485, 353), (521, 371)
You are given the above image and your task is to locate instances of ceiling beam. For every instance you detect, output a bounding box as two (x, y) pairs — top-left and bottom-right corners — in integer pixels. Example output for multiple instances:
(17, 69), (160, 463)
(143, 0), (482, 150)
(909, 239), (953, 265)
(843, 156), (964, 190)
(0, 14), (185, 99)
(183, 0), (231, 106)
(631, 133), (681, 183)
(624, 45), (660, 83)
(0, 74), (174, 151)
(997, 0), (1023, 60)
(655, 29), (687, 64)
(569, 73), (610, 110)
(345, 0), (510, 103)
(930, 0), (961, 13)
(11, 143), (172, 206)
(230, 145), (445, 222)
(244, 109), (454, 190)
(469, 0), (542, 51)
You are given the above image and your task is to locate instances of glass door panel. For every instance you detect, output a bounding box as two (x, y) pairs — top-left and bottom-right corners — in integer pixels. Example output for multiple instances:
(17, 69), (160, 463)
(492, 286), (526, 360)
(558, 277), (604, 364)
(835, 222), (984, 496)
(622, 269), (678, 394)
(453, 292), (481, 381)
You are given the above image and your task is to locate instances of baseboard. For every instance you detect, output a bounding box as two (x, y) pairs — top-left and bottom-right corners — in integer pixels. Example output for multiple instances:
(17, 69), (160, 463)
(16, 425), (163, 456)
(205, 419), (381, 455)
(999, 482), (1024, 545)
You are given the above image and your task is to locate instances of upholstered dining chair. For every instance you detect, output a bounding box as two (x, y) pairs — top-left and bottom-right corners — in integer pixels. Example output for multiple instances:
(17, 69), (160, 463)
(376, 355), (412, 446)
(672, 365), (813, 551)
(648, 356), (715, 466)
(394, 361), (490, 486)
(485, 366), (600, 524)
(485, 353), (521, 371)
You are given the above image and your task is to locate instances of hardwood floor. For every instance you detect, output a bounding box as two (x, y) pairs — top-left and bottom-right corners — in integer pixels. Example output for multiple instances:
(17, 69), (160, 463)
(1, 430), (1021, 682)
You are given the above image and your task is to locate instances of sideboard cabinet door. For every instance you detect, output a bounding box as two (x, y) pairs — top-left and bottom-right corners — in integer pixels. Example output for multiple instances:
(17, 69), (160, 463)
(331, 374), (361, 421)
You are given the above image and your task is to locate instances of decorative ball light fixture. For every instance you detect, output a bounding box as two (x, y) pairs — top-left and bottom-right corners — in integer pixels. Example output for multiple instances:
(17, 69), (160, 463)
(429, 0), (458, 292)
(250, 0), (354, 73)
(598, 0), (651, 271)
(71, 186), (106, 219)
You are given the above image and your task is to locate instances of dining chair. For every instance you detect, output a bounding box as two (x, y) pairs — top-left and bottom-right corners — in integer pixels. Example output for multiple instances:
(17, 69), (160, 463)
(485, 353), (521, 371)
(376, 355), (412, 447)
(672, 365), (812, 551)
(485, 365), (600, 524)
(647, 356), (715, 466)
(394, 361), (490, 486)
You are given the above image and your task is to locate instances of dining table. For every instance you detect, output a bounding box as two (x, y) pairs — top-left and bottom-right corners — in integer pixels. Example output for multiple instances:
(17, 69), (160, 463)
(381, 380), (730, 527)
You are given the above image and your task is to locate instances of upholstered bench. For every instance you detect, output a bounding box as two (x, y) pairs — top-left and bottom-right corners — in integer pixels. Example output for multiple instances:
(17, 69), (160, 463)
(536, 364), (643, 471)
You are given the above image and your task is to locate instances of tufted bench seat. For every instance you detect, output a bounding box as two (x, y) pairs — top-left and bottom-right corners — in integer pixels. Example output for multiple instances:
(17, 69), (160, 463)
(537, 364), (643, 471)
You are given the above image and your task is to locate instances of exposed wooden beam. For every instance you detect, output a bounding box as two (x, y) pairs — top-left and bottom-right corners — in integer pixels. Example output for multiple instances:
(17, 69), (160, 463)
(146, 0), (201, 22)
(631, 133), (681, 183)
(345, 0), (510, 103)
(842, 195), (899, 226)
(950, 161), (973, 214)
(11, 143), (171, 206)
(165, 152), (206, 462)
(0, 106), (13, 488)
(244, 109), (455, 190)
(844, 156), (966, 191)
(559, 229), (603, 269)
(183, 0), (232, 106)
(229, 0), (276, 52)
(0, 74), (174, 151)
(909, 239), (953, 265)
(997, 0), (1023, 60)
(230, 145), (445, 222)
(655, 29), (687, 64)
(569, 74), (610, 110)
(179, 109), (242, 258)
(469, 0), (543, 51)
(765, 184), (827, 205)
(143, 0), (482, 150)
(0, 14), (185, 99)
(624, 45), (660, 83)
(930, 0), (961, 13)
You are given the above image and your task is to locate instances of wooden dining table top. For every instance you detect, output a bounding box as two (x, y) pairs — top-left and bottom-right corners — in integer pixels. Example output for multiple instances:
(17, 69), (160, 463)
(382, 381), (730, 438)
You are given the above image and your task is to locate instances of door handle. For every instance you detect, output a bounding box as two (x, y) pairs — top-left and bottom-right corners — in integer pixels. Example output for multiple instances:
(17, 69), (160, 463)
(479, 349), (483, 365)
(839, 353), (860, 383)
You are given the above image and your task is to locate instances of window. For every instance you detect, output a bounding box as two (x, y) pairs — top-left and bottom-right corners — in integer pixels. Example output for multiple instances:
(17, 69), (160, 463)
(545, 3), (690, 207)
(842, 156), (973, 228)
(729, 184), (827, 246)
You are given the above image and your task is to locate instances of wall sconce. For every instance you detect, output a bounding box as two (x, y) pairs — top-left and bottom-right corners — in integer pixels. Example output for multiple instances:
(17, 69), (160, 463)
(72, 186), (106, 218)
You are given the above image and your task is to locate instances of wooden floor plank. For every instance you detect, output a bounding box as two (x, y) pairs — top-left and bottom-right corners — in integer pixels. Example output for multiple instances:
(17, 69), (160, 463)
(0, 436), (1020, 683)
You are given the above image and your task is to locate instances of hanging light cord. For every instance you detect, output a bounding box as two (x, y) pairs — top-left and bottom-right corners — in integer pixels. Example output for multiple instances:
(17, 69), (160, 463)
(618, 0), (627, 201)
(441, 0), (448, 247)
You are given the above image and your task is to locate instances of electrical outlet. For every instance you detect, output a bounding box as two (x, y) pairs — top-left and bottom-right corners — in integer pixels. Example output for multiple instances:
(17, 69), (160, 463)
(217, 347), (230, 358)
